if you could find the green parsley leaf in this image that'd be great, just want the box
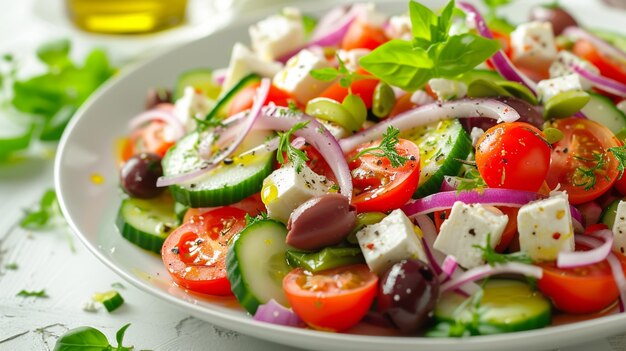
[474,233,533,266]
[483,0,511,11]
[4,262,18,270]
[20,189,61,230]
[608,145,626,180]
[36,39,71,70]
[351,126,410,168]
[17,289,48,298]
[276,121,310,172]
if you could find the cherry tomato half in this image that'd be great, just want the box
[228,82,295,116]
[348,138,421,212]
[475,122,551,192]
[283,264,378,331]
[574,39,626,85]
[341,19,388,51]
[546,118,621,204]
[162,206,247,295]
[182,193,265,223]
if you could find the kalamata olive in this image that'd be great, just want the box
[120,152,164,198]
[145,88,172,110]
[377,259,439,334]
[529,5,578,35]
[286,194,356,250]
[462,96,544,132]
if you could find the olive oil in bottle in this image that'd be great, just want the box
[66,0,188,34]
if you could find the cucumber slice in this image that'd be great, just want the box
[435,280,551,334]
[175,68,221,100]
[205,73,261,121]
[581,92,626,133]
[601,199,622,228]
[174,202,189,222]
[163,130,275,207]
[401,119,472,198]
[115,194,180,253]
[93,290,124,312]
[226,219,292,314]
[457,69,505,85]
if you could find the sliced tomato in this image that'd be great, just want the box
[125,120,176,159]
[538,245,619,314]
[348,138,421,212]
[319,68,379,109]
[182,193,265,223]
[162,206,247,295]
[228,82,295,116]
[341,19,388,51]
[302,145,336,182]
[546,118,621,204]
[573,39,626,84]
[475,122,551,192]
[283,264,378,331]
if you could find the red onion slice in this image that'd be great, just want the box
[253,299,303,327]
[340,98,520,153]
[440,255,459,283]
[157,79,271,187]
[572,64,626,97]
[128,108,185,140]
[458,2,537,93]
[559,230,613,268]
[415,215,445,275]
[563,27,626,64]
[440,262,543,294]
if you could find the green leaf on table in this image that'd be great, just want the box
[54,324,134,351]
[483,0,511,11]
[4,262,18,270]
[115,324,132,351]
[20,189,61,230]
[17,289,48,298]
[37,39,72,70]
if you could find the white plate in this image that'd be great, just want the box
[55,1,626,350]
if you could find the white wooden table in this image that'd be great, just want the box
[0,0,624,350]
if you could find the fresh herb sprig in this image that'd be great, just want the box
[245,212,269,226]
[474,233,533,266]
[608,145,626,179]
[359,0,500,91]
[573,152,609,190]
[17,289,48,298]
[276,121,310,172]
[351,126,409,168]
[310,54,369,90]
[20,189,62,230]
[54,324,134,351]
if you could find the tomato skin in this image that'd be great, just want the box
[228,82,294,116]
[341,20,388,51]
[283,264,378,331]
[615,174,626,196]
[546,118,620,204]
[538,257,619,314]
[475,122,551,192]
[573,39,626,84]
[349,139,421,213]
[320,68,379,109]
[162,207,247,295]
[182,193,265,223]
[125,120,176,159]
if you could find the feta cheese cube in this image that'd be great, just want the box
[262,164,332,223]
[428,78,468,101]
[337,48,371,72]
[222,43,283,91]
[510,21,557,71]
[356,209,427,274]
[549,50,600,78]
[249,9,306,62]
[536,74,588,103]
[517,193,574,261]
[356,3,387,28]
[385,14,412,40]
[618,100,626,116]
[318,119,350,140]
[433,202,508,269]
[273,49,334,103]
[174,87,214,131]
[612,200,626,255]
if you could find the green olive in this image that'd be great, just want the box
[496,81,538,105]
[542,127,564,144]
[467,79,511,99]
[346,212,387,244]
[305,97,360,132]
[342,93,367,128]
[372,81,396,118]
[543,90,591,120]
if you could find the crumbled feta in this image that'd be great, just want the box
[317,119,350,140]
[410,90,435,105]
[612,200,626,255]
[273,49,334,103]
[517,192,574,261]
[262,164,333,223]
[222,43,283,91]
[433,202,508,269]
[174,87,214,131]
[536,74,589,103]
[428,78,468,101]
[337,48,371,72]
[356,209,427,275]
[385,14,412,40]
[249,9,306,62]
[82,300,100,313]
[549,50,600,78]
[510,21,558,71]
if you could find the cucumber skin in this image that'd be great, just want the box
[413,126,472,198]
[205,73,261,121]
[226,219,287,315]
[115,206,166,254]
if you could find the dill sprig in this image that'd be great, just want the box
[351,126,409,168]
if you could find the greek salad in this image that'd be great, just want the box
[115,0,626,337]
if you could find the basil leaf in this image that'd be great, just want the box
[359,40,434,91]
[115,324,131,351]
[431,33,500,77]
[20,189,61,230]
[436,0,456,43]
[53,327,111,351]
[36,39,72,70]
[309,67,341,82]
[409,1,438,44]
